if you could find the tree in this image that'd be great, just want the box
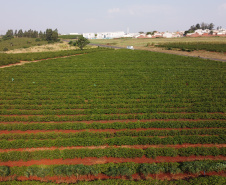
[17,29,23,37]
[45,28,58,42]
[3,29,14,40]
[76,37,90,50]
[209,23,214,30]
[195,24,201,29]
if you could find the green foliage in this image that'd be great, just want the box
[76,36,90,50]
[59,35,82,39]
[0,166,10,177]
[0,176,226,184]
[156,42,226,52]
[0,47,111,66]
[0,37,47,51]
[0,121,224,131]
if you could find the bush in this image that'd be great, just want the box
[0,166,10,177]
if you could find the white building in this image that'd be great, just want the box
[69,33,79,35]
[163,32,173,38]
[96,31,125,39]
[83,33,95,39]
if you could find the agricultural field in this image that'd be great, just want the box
[0,48,225,184]
[90,37,226,61]
[155,42,226,53]
[90,37,226,48]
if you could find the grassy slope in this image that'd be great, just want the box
[0,38,48,51]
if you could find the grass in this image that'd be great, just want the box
[0,37,47,51]
[90,37,226,49]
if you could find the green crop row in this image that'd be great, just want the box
[1,50,225,115]
[0,113,225,122]
[0,101,224,114]
[0,135,225,149]
[156,42,226,52]
[0,147,225,162]
[1,105,225,115]
[0,121,224,131]
[0,47,111,66]
[0,128,225,141]
[1,160,225,178]
[0,54,20,66]
[1,176,226,185]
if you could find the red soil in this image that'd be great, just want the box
[0,54,85,69]
[0,156,225,167]
[0,118,222,124]
[0,127,223,135]
[2,171,225,183]
[14,171,226,183]
[0,144,225,153]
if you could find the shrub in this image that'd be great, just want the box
[0,166,10,177]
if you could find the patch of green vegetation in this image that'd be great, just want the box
[0,37,48,51]
[155,42,226,52]
[59,35,82,39]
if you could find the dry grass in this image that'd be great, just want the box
[6,41,78,54]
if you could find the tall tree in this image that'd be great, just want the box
[209,23,214,30]
[76,37,90,50]
[17,29,23,37]
[3,29,14,40]
[45,29,58,42]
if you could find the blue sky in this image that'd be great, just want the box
[0,0,226,34]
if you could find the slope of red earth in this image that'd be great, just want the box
[0,156,225,167]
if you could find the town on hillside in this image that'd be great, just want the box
[68,28,226,39]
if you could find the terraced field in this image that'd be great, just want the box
[0,49,225,183]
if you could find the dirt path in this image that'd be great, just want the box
[0,155,225,167]
[0,118,223,125]
[3,171,226,183]
[0,54,83,69]
[89,44,226,62]
[135,46,226,62]
[0,144,225,153]
[0,127,222,134]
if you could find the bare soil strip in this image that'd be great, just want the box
[0,144,225,153]
[0,54,84,69]
[2,171,226,183]
[0,127,222,134]
[0,156,225,167]
[3,171,225,183]
[90,44,226,62]
[1,118,223,124]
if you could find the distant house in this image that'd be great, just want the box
[83,33,95,39]
[96,31,125,39]
[69,33,79,35]
[163,32,173,38]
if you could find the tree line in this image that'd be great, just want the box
[2,29,59,42]
[184,22,216,35]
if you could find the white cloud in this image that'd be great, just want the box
[108,4,173,17]
[220,3,226,9]
[108,8,120,14]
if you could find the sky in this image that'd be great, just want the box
[0,0,226,35]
